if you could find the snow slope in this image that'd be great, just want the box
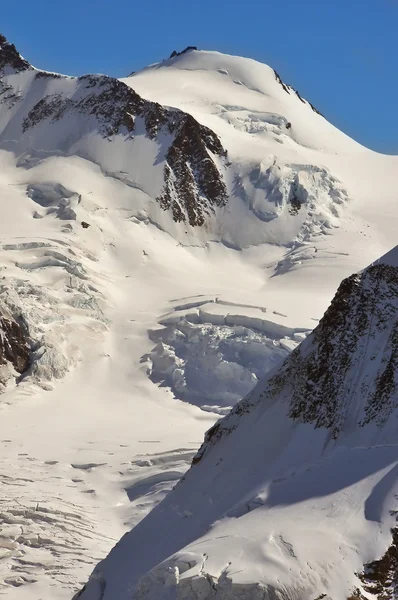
[0,36,397,598]
[123,48,398,309]
[76,248,398,600]
[124,49,363,154]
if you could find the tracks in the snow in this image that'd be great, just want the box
[0,446,196,596]
[0,455,115,595]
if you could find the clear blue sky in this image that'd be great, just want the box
[2,0,397,153]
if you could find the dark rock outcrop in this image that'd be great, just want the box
[349,528,398,600]
[157,114,228,226]
[279,264,398,436]
[21,75,145,137]
[273,69,291,95]
[288,179,302,215]
[0,33,30,72]
[169,46,197,59]
[0,314,30,384]
[35,70,63,80]
[0,34,30,107]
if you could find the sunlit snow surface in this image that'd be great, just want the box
[0,47,397,600]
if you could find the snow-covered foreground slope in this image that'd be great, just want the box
[0,36,397,598]
[76,248,398,600]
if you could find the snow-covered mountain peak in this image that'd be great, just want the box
[125,48,365,155]
[138,47,299,100]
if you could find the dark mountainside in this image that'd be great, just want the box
[196,262,398,460]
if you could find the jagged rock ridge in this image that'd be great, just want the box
[0,33,30,72]
[169,46,197,59]
[196,261,398,459]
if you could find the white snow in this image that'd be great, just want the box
[0,45,397,599]
[145,298,308,413]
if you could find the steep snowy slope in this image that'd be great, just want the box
[124,48,398,302]
[76,246,398,600]
[0,35,397,599]
[125,48,363,154]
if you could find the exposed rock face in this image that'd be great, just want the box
[169,46,197,59]
[351,528,398,600]
[0,313,30,387]
[1,34,228,228]
[21,72,177,140]
[195,262,398,460]
[0,33,30,72]
[22,75,145,136]
[280,264,398,435]
[157,114,228,226]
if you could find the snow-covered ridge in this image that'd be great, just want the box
[2,33,353,249]
[0,35,230,231]
[121,47,378,248]
[272,68,323,116]
[126,48,366,154]
[75,248,398,600]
